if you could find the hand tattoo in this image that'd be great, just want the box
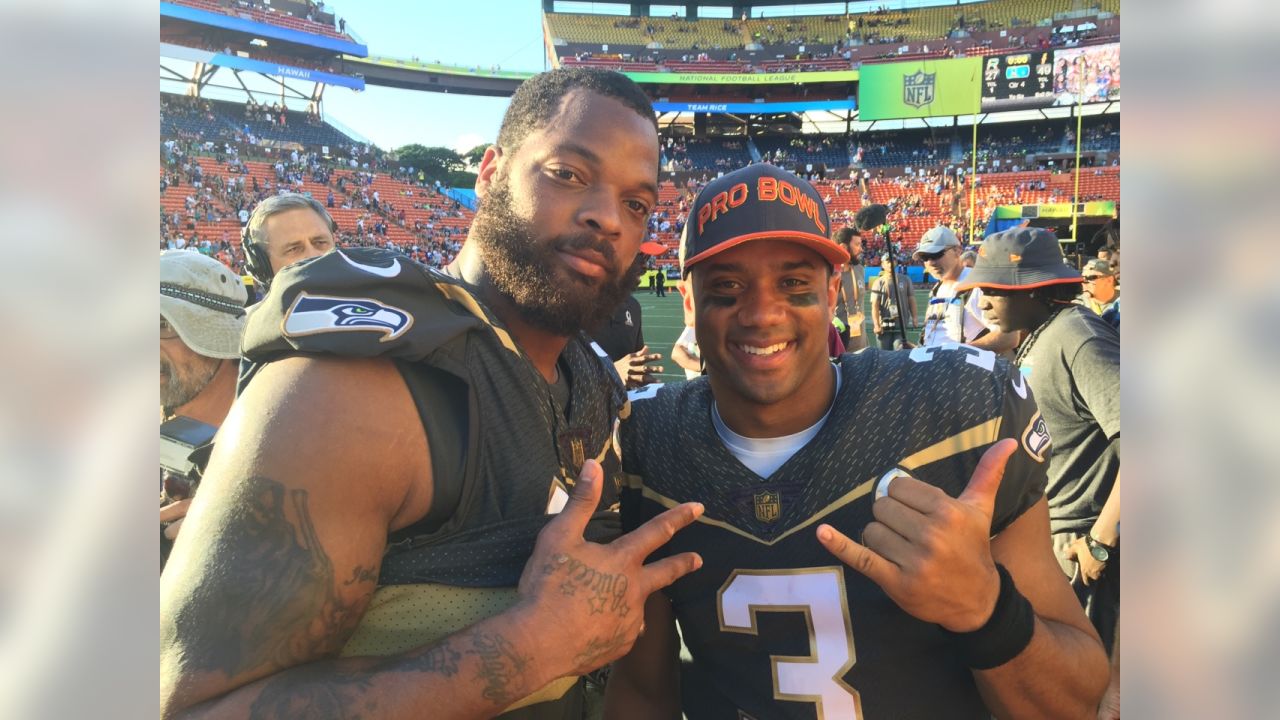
[544,554,630,617]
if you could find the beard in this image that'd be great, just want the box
[160,354,221,414]
[470,177,645,337]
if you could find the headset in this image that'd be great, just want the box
[241,222,273,287]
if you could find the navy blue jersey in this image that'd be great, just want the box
[621,347,1050,719]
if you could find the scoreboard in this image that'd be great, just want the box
[981,51,1054,110]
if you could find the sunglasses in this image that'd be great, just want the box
[917,250,947,261]
[161,316,179,340]
[1082,275,1107,282]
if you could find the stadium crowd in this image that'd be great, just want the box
[161,94,1118,283]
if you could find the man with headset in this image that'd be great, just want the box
[241,193,339,289]
[163,193,338,537]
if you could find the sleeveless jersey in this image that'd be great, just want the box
[242,247,627,717]
[620,347,1050,720]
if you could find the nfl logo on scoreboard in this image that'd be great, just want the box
[903,70,936,108]
[754,490,781,523]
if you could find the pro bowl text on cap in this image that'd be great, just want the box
[1083,258,1115,276]
[956,227,1083,291]
[160,250,248,359]
[913,225,961,258]
[679,164,849,276]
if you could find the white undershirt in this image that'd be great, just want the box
[711,364,842,479]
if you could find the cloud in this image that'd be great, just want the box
[451,132,486,155]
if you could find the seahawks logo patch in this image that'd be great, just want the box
[283,292,413,342]
[1021,412,1052,463]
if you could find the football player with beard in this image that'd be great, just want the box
[161,68,704,720]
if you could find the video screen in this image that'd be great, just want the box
[980,43,1119,110]
[1051,43,1120,106]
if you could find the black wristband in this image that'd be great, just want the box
[943,563,1035,670]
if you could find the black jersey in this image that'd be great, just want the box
[242,247,626,717]
[621,347,1050,720]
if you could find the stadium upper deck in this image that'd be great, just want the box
[548,0,1118,73]
[169,0,352,42]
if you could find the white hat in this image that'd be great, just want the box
[914,225,961,257]
[160,250,248,359]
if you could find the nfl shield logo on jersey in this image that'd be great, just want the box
[754,490,781,523]
[903,70,936,108]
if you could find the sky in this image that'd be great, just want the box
[320,2,550,153]
[316,1,994,152]
[164,0,999,153]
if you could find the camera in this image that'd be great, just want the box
[160,416,217,501]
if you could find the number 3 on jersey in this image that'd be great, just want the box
[717,567,862,719]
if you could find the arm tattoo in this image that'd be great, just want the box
[573,625,632,672]
[175,476,537,717]
[174,475,370,678]
[247,641,465,719]
[470,632,531,708]
[344,565,379,586]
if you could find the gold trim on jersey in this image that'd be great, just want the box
[433,282,520,355]
[898,417,1002,472]
[638,416,1004,545]
[640,479,875,547]
[623,472,645,490]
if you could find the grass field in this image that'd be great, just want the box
[633,287,934,382]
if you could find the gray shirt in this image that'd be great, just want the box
[1020,306,1120,535]
[835,263,866,325]
[870,272,914,325]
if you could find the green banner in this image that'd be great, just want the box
[857,57,981,120]
[624,70,859,85]
[352,55,536,80]
[992,201,1117,219]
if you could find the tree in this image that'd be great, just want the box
[446,170,478,189]
[393,144,463,182]
[462,144,489,168]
